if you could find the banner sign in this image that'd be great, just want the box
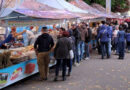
[0,59,56,89]
[106,0,111,14]
[0,19,64,27]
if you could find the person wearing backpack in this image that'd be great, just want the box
[84,24,92,60]
[117,25,126,59]
[97,21,110,59]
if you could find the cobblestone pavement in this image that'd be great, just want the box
[3,51,130,90]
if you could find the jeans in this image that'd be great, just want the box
[67,59,72,73]
[101,42,109,59]
[118,42,125,58]
[108,38,111,56]
[80,41,85,60]
[97,40,101,54]
[55,59,67,77]
[113,37,119,54]
[116,42,119,54]
[75,43,80,63]
[91,40,96,48]
[85,43,90,58]
[127,41,130,51]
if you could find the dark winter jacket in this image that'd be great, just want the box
[85,28,92,43]
[54,37,72,59]
[34,33,54,52]
[73,28,81,45]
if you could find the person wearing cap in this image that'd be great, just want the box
[34,27,54,81]
[71,24,81,66]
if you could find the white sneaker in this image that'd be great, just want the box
[73,63,77,66]
[85,57,89,60]
[76,63,80,66]
[73,63,80,67]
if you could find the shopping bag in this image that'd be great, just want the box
[69,50,74,59]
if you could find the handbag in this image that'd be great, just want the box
[69,50,74,59]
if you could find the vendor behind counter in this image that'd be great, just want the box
[0,27,26,49]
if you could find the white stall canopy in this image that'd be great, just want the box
[36,0,88,13]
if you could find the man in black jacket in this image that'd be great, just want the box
[34,27,54,80]
[72,24,81,66]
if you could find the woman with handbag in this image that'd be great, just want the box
[54,30,72,81]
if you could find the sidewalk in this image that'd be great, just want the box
[4,52,130,90]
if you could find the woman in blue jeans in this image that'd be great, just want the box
[54,30,72,81]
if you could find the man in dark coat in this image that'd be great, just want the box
[34,27,54,80]
[72,24,81,66]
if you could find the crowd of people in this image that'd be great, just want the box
[34,20,130,82]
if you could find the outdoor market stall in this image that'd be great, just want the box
[69,0,107,24]
[0,1,81,89]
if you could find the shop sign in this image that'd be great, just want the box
[7,20,62,27]
[0,59,38,89]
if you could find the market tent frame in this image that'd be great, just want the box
[22,0,101,20]
[70,0,111,18]
[0,0,24,18]
[36,0,88,14]
[0,0,81,27]
[91,3,122,19]
[15,0,80,19]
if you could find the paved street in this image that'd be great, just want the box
[3,51,130,90]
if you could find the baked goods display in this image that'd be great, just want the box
[0,51,12,69]
[0,29,59,69]
[10,45,36,64]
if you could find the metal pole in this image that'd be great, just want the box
[0,0,4,12]
[106,0,111,14]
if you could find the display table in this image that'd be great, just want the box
[0,59,56,89]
